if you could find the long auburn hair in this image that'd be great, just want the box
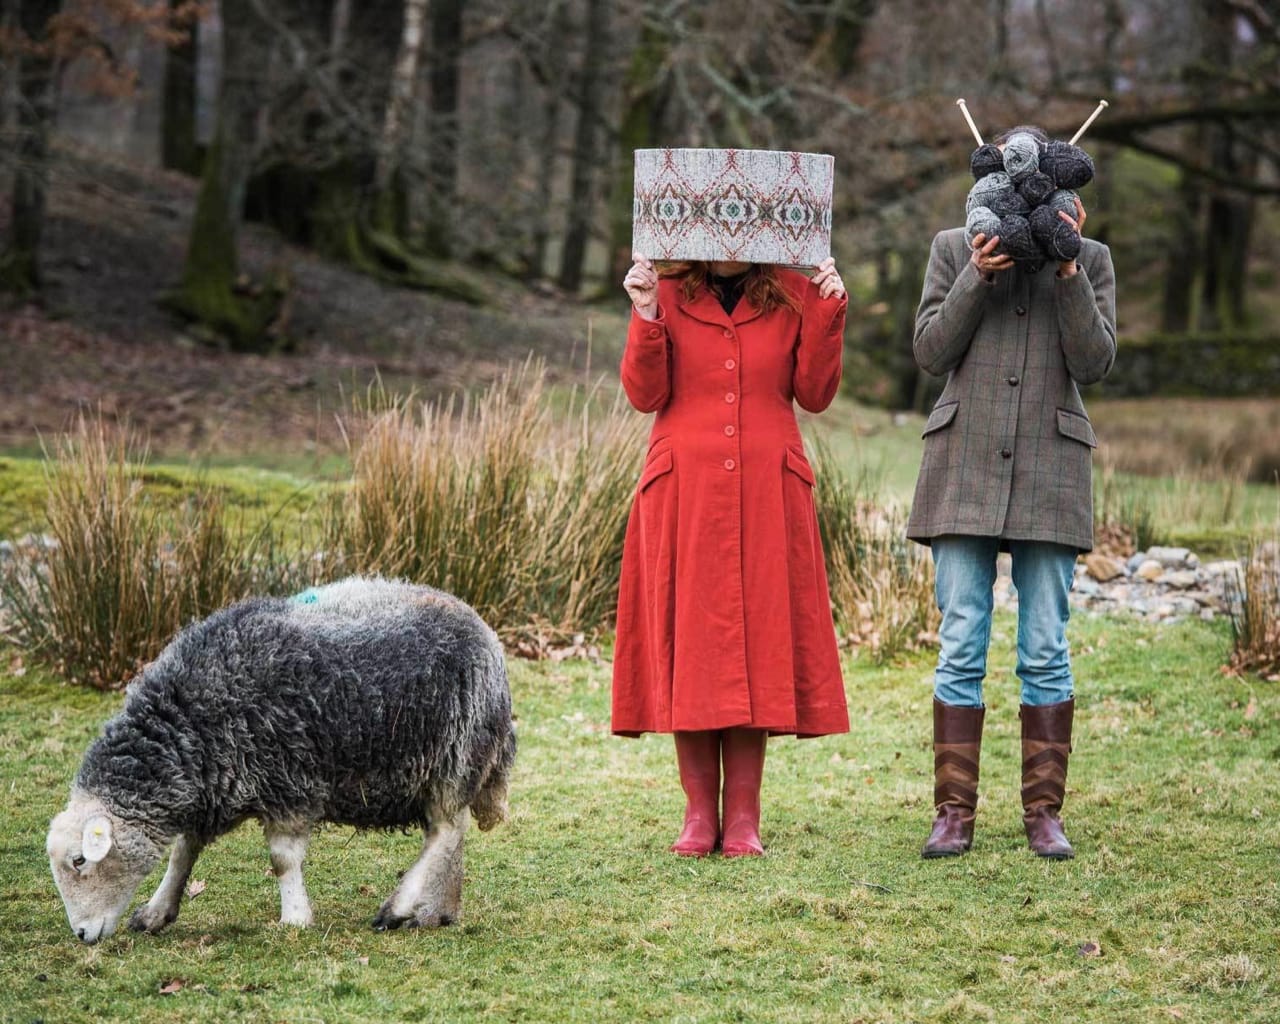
[659,262,802,315]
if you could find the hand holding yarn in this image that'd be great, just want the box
[970,233,1014,281]
[625,256,660,320]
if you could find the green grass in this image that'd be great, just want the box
[3,614,1277,1023]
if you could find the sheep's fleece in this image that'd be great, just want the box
[47,577,516,943]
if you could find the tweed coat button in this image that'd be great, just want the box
[724,425,735,436]
[724,459,736,471]
[1015,306,1027,316]
[725,358,736,370]
[1000,448,1013,459]
[725,393,736,403]
[1007,375,1020,386]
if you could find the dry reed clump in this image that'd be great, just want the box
[328,363,645,644]
[811,437,939,662]
[0,419,316,689]
[1228,536,1280,680]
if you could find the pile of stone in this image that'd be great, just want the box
[993,545,1244,624]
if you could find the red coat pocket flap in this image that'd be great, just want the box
[922,401,959,437]
[1056,408,1098,448]
[785,447,816,486]
[638,448,674,491]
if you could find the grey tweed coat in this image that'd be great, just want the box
[906,228,1117,552]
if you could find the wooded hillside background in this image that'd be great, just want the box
[2,0,1277,407]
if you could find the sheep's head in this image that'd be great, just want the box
[47,794,161,944]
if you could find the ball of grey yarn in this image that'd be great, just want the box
[1041,141,1094,189]
[970,144,1004,180]
[1029,204,1082,261]
[995,214,1038,262]
[966,171,1013,215]
[965,206,1001,247]
[1018,171,1055,207]
[988,187,1030,219]
[1001,132,1041,182]
[1045,189,1080,218]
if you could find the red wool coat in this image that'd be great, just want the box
[611,271,849,738]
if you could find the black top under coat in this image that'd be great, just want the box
[708,271,748,316]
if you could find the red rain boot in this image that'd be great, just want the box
[671,731,721,856]
[721,728,767,857]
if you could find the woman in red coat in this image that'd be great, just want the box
[613,254,850,857]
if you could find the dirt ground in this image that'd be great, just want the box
[1,146,624,464]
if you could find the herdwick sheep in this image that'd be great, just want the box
[47,576,515,944]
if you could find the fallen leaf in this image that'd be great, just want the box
[999,954,1017,963]
[1244,696,1258,720]
[355,956,369,966]
[1078,941,1102,958]
[186,879,207,899]
[159,979,185,995]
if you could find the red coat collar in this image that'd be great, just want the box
[676,285,767,329]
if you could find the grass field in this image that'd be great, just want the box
[3,613,1277,1024]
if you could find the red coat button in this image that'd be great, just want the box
[724,425,735,437]
[647,327,662,338]
[724,459,735,471]
[723,329,733,339]
[725,359,736,370]
[725,393,736,404]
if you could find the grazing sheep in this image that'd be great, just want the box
[47,576,515,944]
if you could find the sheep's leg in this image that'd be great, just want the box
[128,834,205,934]
[264,822,313,927]
[372,808,468,931]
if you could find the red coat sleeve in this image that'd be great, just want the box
[792,283,847,413]
[620,306,672,413]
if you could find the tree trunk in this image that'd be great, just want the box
[161,0,203,175]
[557,0,610,294]
[1160,164,1202,333]
[1,0,61,298]
[605,19,670,287]
[422,0,464,258]
[376,0,428,194]
[527,0,569,280]
[169,0,285,350]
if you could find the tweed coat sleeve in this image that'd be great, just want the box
[913,230,995,377]
[620,305,672,413]
[792,286,848,413]
[1055,244,1117,385]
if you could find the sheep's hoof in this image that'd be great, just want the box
[371,905,457,931]
[128,906,176,934]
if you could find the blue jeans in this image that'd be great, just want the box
[931,536,1077,708]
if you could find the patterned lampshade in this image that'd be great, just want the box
[632,148,834,267]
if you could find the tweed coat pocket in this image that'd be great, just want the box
[922,401,959,437]
[1055,409,1097,448]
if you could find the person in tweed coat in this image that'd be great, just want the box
[907,125,1117,861]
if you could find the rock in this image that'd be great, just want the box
[1171,597,1201,617]
[1136,560,1164,582]
[0,540,12,562]
[1203,560,1243,578]
[1163,570,1200,590]
[1200,608,1216,622]
[1185,590,1222,609]
[1084,553,1125,582]
[1147,546,1193,569]
[1074,577,1101,597]
[1126,552,1147,574]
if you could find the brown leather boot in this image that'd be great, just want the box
[671,731,721,856]
[1020,698,1075,859]
[921,699,985,858]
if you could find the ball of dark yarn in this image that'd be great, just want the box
[966,171,1013,215]
[988,187,1031,219]
[1018,171,1055,207]
[1041,141,1094,189]
[1001,132,1041,182]
[995,214,1038,262]
[970,144,1004,180]
[965,205,1001,247]
[1045,188,1080,218]
[1029,204,1082,262]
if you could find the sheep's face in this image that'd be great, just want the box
[47,796,160,944]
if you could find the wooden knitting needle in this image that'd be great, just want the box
[956,98,984,146]
[1070,99,1109,145]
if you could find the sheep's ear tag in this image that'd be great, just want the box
[82,816,113,863]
